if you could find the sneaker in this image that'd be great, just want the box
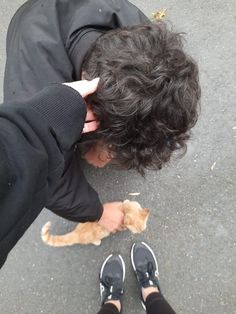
[131,242,161,309]
[99,254,125,306]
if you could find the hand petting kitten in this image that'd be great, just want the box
[41,201,149,247]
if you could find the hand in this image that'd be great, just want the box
[98,202,124,233]
[82,104,99,134]
[63,78,100,133]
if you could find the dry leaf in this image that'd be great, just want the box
[152,9,167,21]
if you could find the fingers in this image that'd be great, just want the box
[85,107,97,122]
[82,103,100,133]
[82,78,100,97]
[112,225,126,233]
[111,217,125,233]
[82,120,100,133]
[98,202,124,233]
[63,78,100,97]
[117,227,126,232]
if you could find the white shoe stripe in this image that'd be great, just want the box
[141,242,159,277]
[131,242,159,278]
[118,254,126,282]
[100,254,113,279]
[131,243,136,272]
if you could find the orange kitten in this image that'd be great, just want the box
[41,200,149,247]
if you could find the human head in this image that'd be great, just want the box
[81,22,201,175]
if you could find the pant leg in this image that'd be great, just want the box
[145,292,176,314]
[97,303,120,314]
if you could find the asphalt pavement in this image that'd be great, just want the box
[0,0,235,313]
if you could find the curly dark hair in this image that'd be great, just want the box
[80,22,201,175]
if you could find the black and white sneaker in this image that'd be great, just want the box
[131,242,161,309]
[99,254,125,307]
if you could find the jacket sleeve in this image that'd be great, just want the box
[0,84,95,268]
[46,153,103,222]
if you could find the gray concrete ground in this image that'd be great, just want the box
[0,0,235,313]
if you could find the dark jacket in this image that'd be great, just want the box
[4,0,149,221]
[0,84,91,268]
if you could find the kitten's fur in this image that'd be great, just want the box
[41,200,149,247]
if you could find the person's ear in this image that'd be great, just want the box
[81,71,89,80]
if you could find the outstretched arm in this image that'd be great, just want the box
[0,79,99,268]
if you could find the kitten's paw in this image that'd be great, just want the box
[93,240,102,246]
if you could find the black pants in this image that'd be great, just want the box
[97,292,176,314]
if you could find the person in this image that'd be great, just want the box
[0,79,99,268]
[3,0,150,233]
[98,242,176,313]
[3,0,201,233]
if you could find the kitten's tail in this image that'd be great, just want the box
[41,221,55,246]
[41,222,75,247]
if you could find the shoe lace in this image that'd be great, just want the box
[136,262,158,287]
[101,276,123,301]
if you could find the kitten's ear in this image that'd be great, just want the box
[141,208,149,216]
